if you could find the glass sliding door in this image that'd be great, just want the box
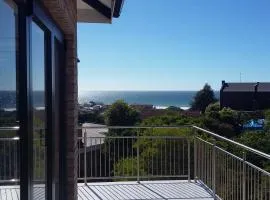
[31,21,46,199]
[0,1,65,199]
[0,0,19,189]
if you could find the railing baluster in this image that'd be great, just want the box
[104,138,106,177]
[90,137,93,177]
[212,140,216,199]
[113,138,115,176]
[170,138,172,176]
[100,138,101,177]
[182,140,185,175]
[137,133,140,183]
[242,152,246,200]
[173,138,176,177]
[95,138,97,178]
[131,138,133,176]
[122,136,124,176]
[84,129,87,185]
[152,137,154,176]
[109,138,111,177]
[188,139,191,183]
[194,137,197,183]
[165,138,167,175]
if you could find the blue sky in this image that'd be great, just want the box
[78,0,270,91]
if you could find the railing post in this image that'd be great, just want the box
[212,140,216,199]
[242,152,246,200]
[84,128,87,185]
[188,139,191,183]
[194,137,197,183]
[137,133,140,183]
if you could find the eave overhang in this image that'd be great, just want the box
[77,0,124,23]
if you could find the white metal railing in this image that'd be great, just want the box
[78,134,190,182]
[0,127,46,184]
[0,127,19,183]
[193,126,270,200]
[78,126,270,200]
[0,125,269,199]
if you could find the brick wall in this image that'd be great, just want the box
[42,1,78,200]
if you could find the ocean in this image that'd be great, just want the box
[0,91,220,110]
[79,91,220,109]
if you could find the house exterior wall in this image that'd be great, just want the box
[220,91,270,111]
[42,1,78,199]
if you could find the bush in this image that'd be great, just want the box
[205,102,220,119]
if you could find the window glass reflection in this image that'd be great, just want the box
[0,0,18,127]
[0,0,19,190]
[32,21,46,199]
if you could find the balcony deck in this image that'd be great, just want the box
[0,180,214,200]
[78,180,214,200]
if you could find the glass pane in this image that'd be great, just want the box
[0,0,18,126]
[32,21,46,199]
[0,0,19,190]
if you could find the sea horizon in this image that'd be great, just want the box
[1,90,220,110]
[79,90,220,108]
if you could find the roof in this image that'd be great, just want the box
[77,0,125,23]
[221,82,270,92]
[82,123,108,147]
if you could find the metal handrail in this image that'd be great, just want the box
[79,126,270,200]
[79,125,191,129]
[0,126,20,131]
[0,137,20,141]
[192,125,270,160]
[79,125,270,160]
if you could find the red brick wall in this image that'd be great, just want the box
[42,1,78,199]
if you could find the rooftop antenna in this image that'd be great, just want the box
[240,72,242,82]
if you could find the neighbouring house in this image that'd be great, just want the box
[220,81,270,111]
[78,123,107,179]
[0,0,124,199]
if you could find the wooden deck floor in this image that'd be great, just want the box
[0,180,214,200]
[78,180,214,200]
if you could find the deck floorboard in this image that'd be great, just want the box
[0,180,214,200]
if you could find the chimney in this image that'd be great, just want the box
[254,82,259,92]
[222,80,226,85]
[221,80,227,90]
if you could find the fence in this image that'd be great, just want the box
[0,125,269,200]
[78,126,270,200]
[0,127,45,184]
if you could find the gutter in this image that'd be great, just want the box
[113,0,124,18]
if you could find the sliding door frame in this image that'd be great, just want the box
[16,0,64,199]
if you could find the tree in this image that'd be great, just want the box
[105,100,140,126]
[205,102,220,119]
[236,131,270,169]
[264,109,270,131]
[190,84,217,112]
[203,106,240,138]
[104,100,140,137]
